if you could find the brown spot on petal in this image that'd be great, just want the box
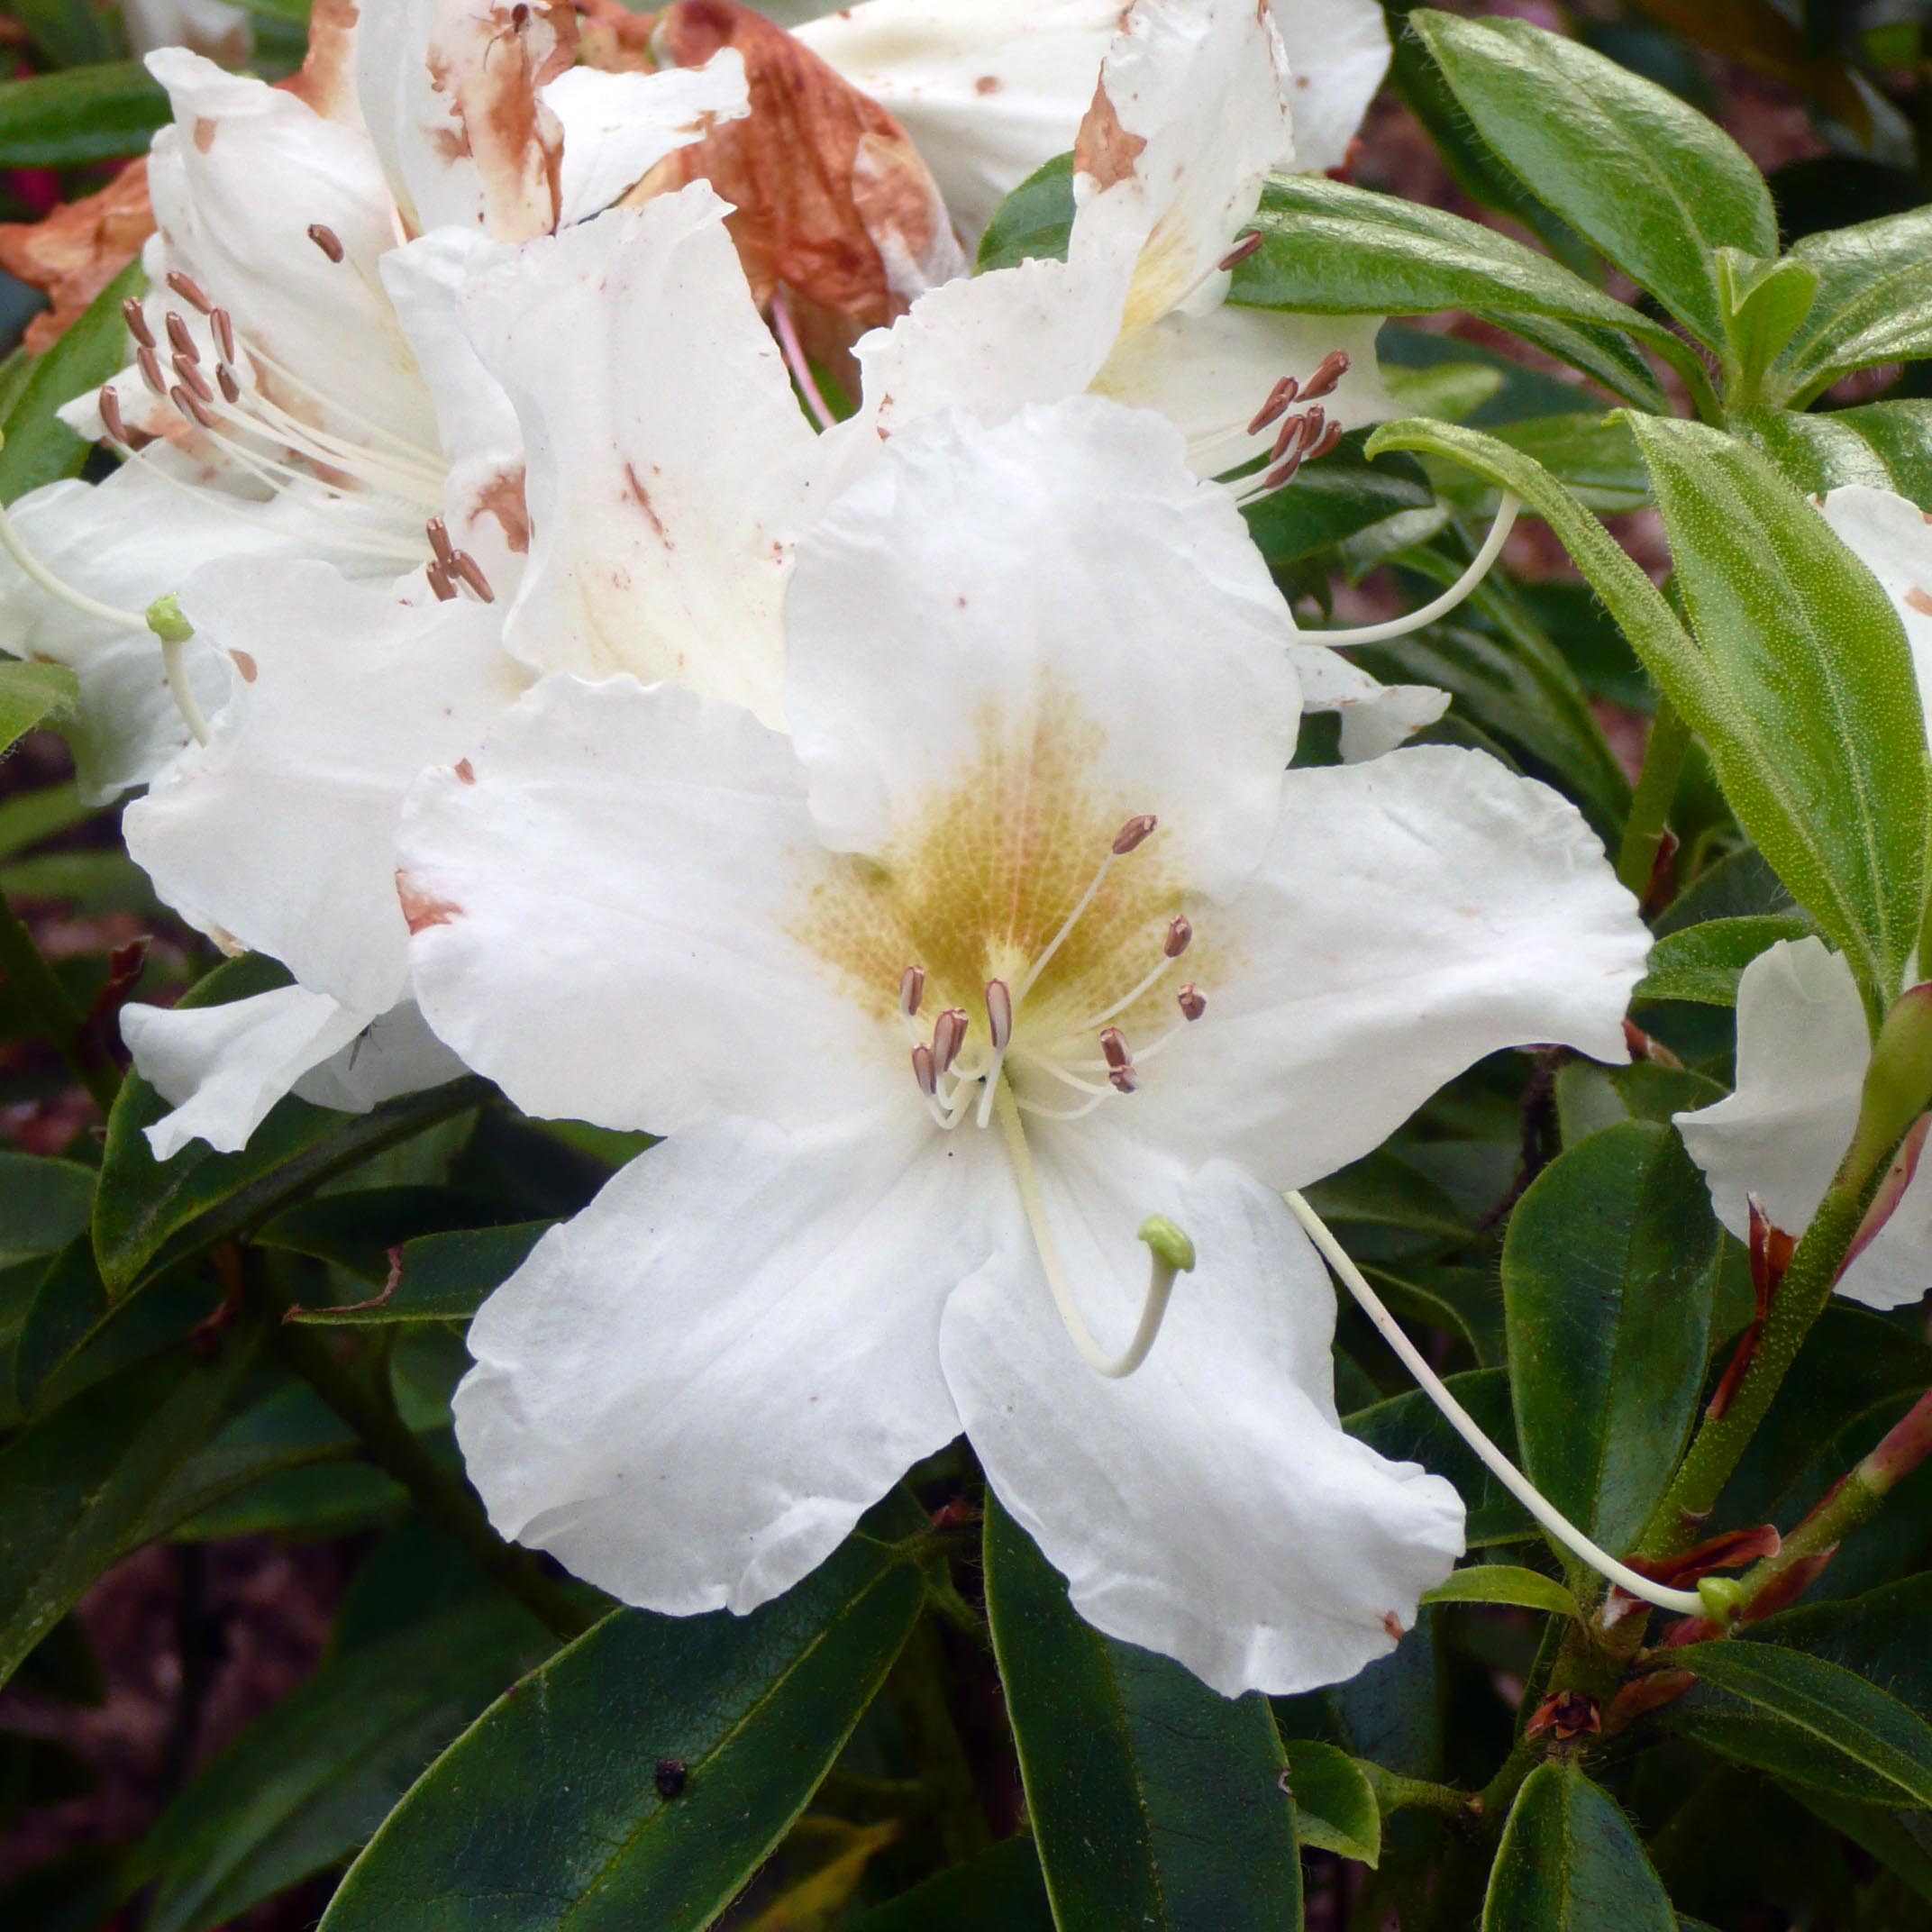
[454,758,476,785]
[228,649,258,683]
[397,871,463,934]
[1907,587,1932,617]
[1074,82,1146,191]
[1380,1611,1405,1643]
[623,461,670,544]
[974,74,1001,96]
[471,467,531,554]
[193,118,217,153]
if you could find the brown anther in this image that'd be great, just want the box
[1108,1066,1140,1094]
[1178,983,1206,1022]
[1262,452,1306,493]
[1305,420,1344,463]
[425,515,455,566]
[173,356,214,406]
[166,269,214,314]
[1299,350,1352,401]
[169,383,215,431]
[1111,813,1158,855]
[137,345,165,395]
[932,1007,968,1075]
[898,965,925,1017]
[97,385,127,445]
[1299,405,1327,451]
[986,979,1013,1052]
[1098,1026,1130,1071]
[164,311,199,360]
[911,1043,937,1097]
[308,223,346,263]
[1269,410,1308,467]
[211,307,236,364]
[1163,916,1192,959]
[217,364,242,406]
[426,560,457,602]
[449,550,495,603]
[122,297,156,350]
[1247,375,1298,437]
[1217,231,1263,271]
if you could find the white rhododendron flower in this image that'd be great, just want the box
[395,396,1650,1695]
[797,0,1390,240]
[1677,483,1932,1310]
[0,0,748,803]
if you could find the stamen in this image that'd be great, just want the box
[137,346,165,395]
[211,307,237,364]
[449,549,494,603]
[899,965,925,1017]
[174,357,214,406]
[1300,350,1351,401]
[985,979,1013,1051]
[308,223,346,263]
[1247,376,1297,436]
[166,269,214,315]
[932,1007,968,1076]
[170,383,216,432]
[911,1043,937,1097]
[425,515,454,567]
[1178,983,1206,1022]
[98,386,128,445]
[1217,231,1263,270]
[217,365,242,406]
[1305,420,1343,463]
[165,312,199,361]
[1299,496,1522,645]
[1098,1027,1130,1071]
[1108,1067,1139,1094]
[1164,916,1191,958]
[1269,411,1308,467]
[426,560,457,601]
[123,298,156,350]
[1112,813,1157,855]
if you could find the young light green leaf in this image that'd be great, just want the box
[1483,1761,1675,1931]
[984,1498,1301,1932]
[1503,1120,1719,1553]
[1231,175,1676,412]
[1421,1565,1581,1619]
[1408,10,1775,348]
[1777,207,1932,406]
[317,1511,925,1932]
[1636,915,1818,1007]
[0,259,141,503]
[1735,401,1932,506]
[0,661,77,751]
[1283,1741,1381,1866]
[1717,251,1819,400]
[0,65,168,169]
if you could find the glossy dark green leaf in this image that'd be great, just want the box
[1735,401,1932,505]
[1408,11,1774,348]
[0,1155,90,1268]
[1233,175,1672,411]
[1782,1784,1932,1908]
[0,1328,255,1690]
[983,1498,1300,1932]
[848,1838,1053,1932]
[1282,1740,1381,1865]
[1635,916,1818,1007]
[1422,1565,1580,1619]
[1240,430,1432,567]
[281,1220,551,1326]
[1775,207,1932,405]
[1670,1641,1932,1807]
[318,1516,925,1932]
[1482,1761,1674,1930]
[0,662,77,752]
[94,955,489,1299]
[129,1576,552,1931]
[1553,1062,1728,1147]
[1654,846,1797,935]
[1503,1121,1719,1551]
[1346,1369,1532,1546]
[975,152,1073,273]
[0,259,141,502]
[0,65,168,169]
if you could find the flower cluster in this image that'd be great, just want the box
[0,0,1669,1697]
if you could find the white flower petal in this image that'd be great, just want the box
[1675,937,1872,1252]
[1289,641,1447,761]
[542,55,751,226]
[1837,1152,1932,1311]
[125,560,525,1017]
[1137,745,1647,1191]
[1817,484,1932,728]
[455,1110,999,1614]
[401,673,903,1136]
[458,187,819,724]
[291,998,466,1114]
[943,1122,1463,1695]
[787,398,1302,899]
[1271,0,1391,177]
[122,982,370,1158]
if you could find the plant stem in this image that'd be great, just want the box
[1615,697,1690,900]
[0,879,119,1111]
[262,1272,595,1643]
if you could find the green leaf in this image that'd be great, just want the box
[254,1187,506,1285]
[0,1329,255,1690]
[1503,1120,1719,1552]
[1482,1761,1675,1930]
[1781,1785,1932,1909]
[1240,430,1433,569]
[0,779,95,861]
[279,1220,551,1326]
[1735,401,1932,506]
[1233,175,1673,412]
[1670,1642,1932,1808]
[1776,207,1932,406]
[1346,1369,1533,1545]
[93,955,488,1299]
[317,1514,925,1932]
[0,259,141,503]
[0,662,77,752]
[983,1497,1300,1931]
[1408,10,1774,348]
[1422,1565,1581,1619]
[1635,915,1817,1007]
[1717,251,1818,398]
[1283,1740,1381,1866]
[975,152,1073,273]
[1553,1062,1727,1147]
[130,1578,553,1931]
[0,64,169,169]
[0,1154,90,1268]
[8,0,120,67]
[848,1839,1053,1932]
